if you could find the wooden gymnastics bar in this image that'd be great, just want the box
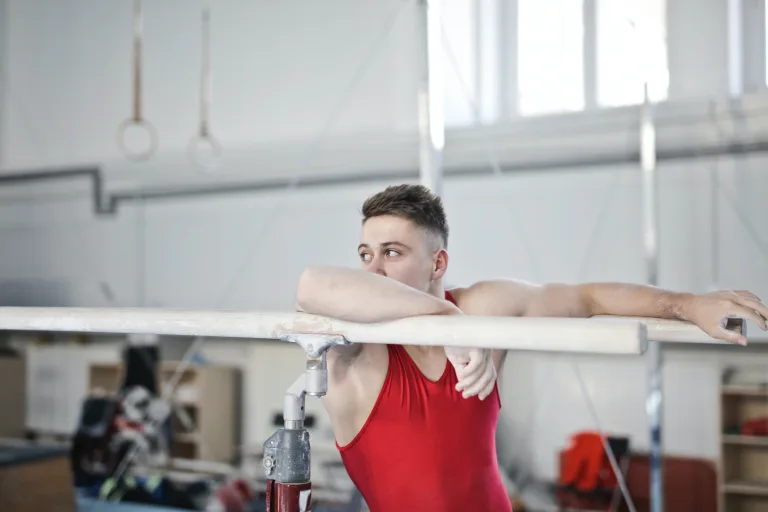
[0,307,746,355]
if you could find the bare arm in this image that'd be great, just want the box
[454,279,757,321]
[296,265,460,321]
[584,283,768,344]
[453,279,768,367]
[296,265,461,361]
[452,279,593,318]
[580,282,689,319]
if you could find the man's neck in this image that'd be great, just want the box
[427,279,445,299]
[405,279,447,358]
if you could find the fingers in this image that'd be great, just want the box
[455,358,485,391]
[478,372,496,401]
[454,350,485,391]
[732,296,768,329]
[459,363,496,399]
[729,302,768,330]
[735,290,761,302]
[454,361,478,384]
[454,351,498,399]
[718,324,748,346]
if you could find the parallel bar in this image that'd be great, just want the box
[0,307,746,352]
[0,307,652,355]
[592,315,745,344]
[0,307,745,348]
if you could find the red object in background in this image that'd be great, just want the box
[741,417,768,436]
[558,451,717,512]
[214,478,256,512]
[113,416,144,432]
[559,431,619,493]
[265,480,312,512]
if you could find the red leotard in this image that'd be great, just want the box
[336,290,512,512]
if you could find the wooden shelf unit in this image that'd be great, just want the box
[720,383,768,512]
[88,361,240,463]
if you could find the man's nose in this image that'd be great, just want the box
[366,259,386,277]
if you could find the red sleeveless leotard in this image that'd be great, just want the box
[336,290,512,512]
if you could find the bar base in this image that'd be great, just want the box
[266,480,312,512]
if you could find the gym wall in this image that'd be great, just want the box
[1,0,767,482]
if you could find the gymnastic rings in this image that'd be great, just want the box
[117,0,158,162]
[188,3,222,173]
[187,132,223,173]
[117,118,158,162]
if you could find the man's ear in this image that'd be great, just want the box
[432,249,449,280]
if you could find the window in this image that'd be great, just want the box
[596,0,668,106]
[765,0,768,87]
[441,0,477,127]
[440,0,500,127]
[518,0,585,116]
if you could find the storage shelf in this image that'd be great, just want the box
[87,361,239,462]
[723,481,768,496]
[721,371,768,511]
[721,385,768,397]
[173,432,199,443]
[723,435,768,447]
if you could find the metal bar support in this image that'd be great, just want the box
[262,334,350,512]
[641,86,663,512]
[418,0,445,196]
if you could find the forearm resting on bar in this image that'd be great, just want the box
[582,282,691,319]
[295,265,460,323]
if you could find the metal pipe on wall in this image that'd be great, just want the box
[2,137,768,218]
[418,0,445,195]
[640,86,664,512]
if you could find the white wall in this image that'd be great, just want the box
[1,0,420,170]
[2,0,768,484]
[5,156,768,481]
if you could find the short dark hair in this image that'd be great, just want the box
[361,184,449,247]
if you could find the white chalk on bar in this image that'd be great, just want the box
[593,315,745,344]
[0,307,647,355]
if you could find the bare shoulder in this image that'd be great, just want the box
[449,279,542,316]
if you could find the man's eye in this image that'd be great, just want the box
[385,250,400,257]
[359,253,371,261]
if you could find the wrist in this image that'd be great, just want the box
[671,292,696,321]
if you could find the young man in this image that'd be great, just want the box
[295,184,768,512]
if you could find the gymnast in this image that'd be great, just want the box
[295,183,768,512]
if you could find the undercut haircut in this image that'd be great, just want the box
[361,184,449,248]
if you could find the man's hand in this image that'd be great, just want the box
[682,290,768,345]
[445,346,497,400]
